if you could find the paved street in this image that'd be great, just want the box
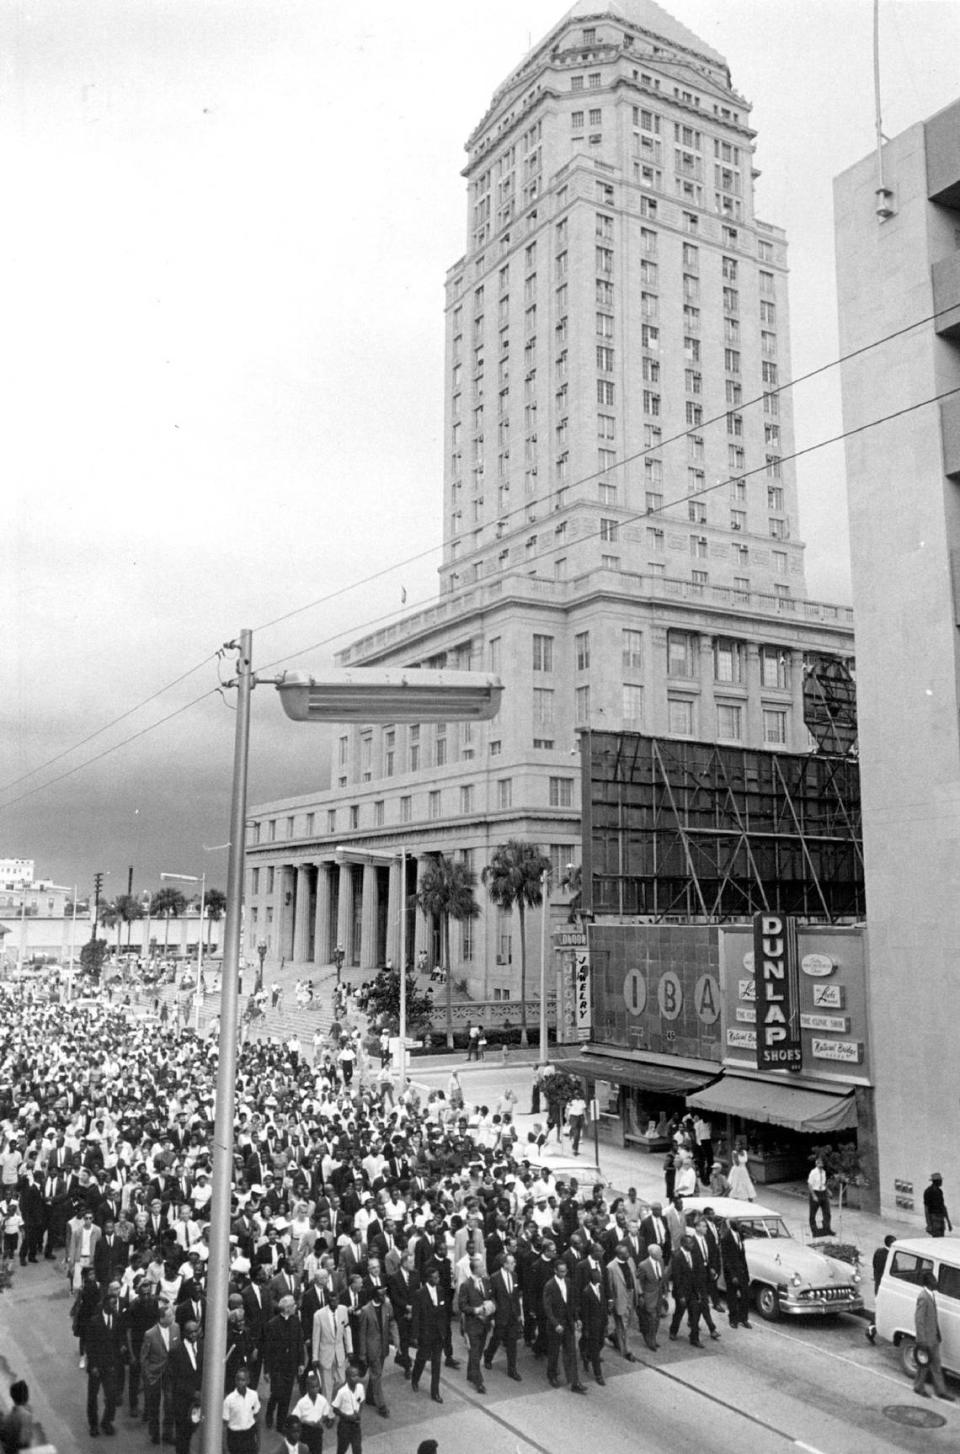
[1,1053,954,1454]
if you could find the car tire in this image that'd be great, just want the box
[755,1285,781,1321]
[900,1336,919,1378]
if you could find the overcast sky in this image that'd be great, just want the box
[1,0,957,898]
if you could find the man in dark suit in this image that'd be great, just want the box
[577,1262,608,1385]
[422,1238,459,1368]
[689,1217,722,1339]
[387,1252,419,1374]
[86,1289,125,1435]
[542,1259,587,1393]
[640,1203,672,1264]
[93,1219,127,1286]
[140,1301,182,1443]
[168,1318,203,1454]
[263,1295,305,1432]
[410,1267,447,1402]
[718,1218,752,1329]
[530,1241,557,1359]
[242,1268,273,1387]
[457,1255,491,1393]
[483,1252,522,1381]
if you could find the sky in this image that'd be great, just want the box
[1,0,958,898]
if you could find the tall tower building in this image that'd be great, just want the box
[246,2,853,999]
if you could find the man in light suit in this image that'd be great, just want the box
[67,1209,102,1287]
[356,1286,396,1417]
[605,1243,638,1362]
[914,1270,957,1400]
[636,1244,666,1351]
[140,1301,182,1444]
[310,1274,351,1402]
[483,1252,522,1381]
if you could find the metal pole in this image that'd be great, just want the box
[200,630,253,1454]
[68,886,77,977]
[195,873,205,1033]
[398,847,407,1088]
[538,868,549,1064]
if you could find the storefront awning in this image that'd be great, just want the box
[563,1055,717,1096]
[686,1074,857,1133]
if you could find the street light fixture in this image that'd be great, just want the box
[198,633,503,1454]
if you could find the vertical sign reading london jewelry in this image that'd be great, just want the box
[753,913,803,1071]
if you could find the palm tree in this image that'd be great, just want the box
[99,900,120,948]
[415,855,480,1048]
[201,888,227,949]
[150,886,187,953]
[481,839,551,1047]
[113,893,145,948]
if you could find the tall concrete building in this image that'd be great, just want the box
[835,98,960,1219]
[247,1,853,1000]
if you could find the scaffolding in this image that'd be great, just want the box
[581,731,864,924]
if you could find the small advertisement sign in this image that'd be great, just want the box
[753,913,803,1072]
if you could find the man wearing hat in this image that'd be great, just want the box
[924,1173,952,1238]
[357,1283,396,1417]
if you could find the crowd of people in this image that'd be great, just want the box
[0,976,814,1452]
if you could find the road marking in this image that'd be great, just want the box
[795,1443,830,1453]
[438,1375,555,1453]
[761,1320,914,1392]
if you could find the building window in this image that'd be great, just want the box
[286,816,295,838]
[714,637,745,684]
[760,646,790,689]
[326,809,336,833]
[772,550,788,575]
[374,800,384,827]
[622,629,643,671]
[575,684,591,723]
[575,631,590,670]
[428,790,441,820]
[266,867,275,894]
[305,813,314,836]
[549,777,574,807]
[717,703,743,741]
[349,805,360,830]
[251,868,260,895]
[668,697,694,736]
[600,517,619,542]
[532,633,554,671]
[533,687,555,725]
[384,728,395,777]
[338,735,348,767]
[689,535,708,559]
[622,684,644,723]
[459,784,475,814]
[601,554,620,570]
[763,708,787,745]
[667,629,697,678]
[462,917,474,962]
[497,778,512,809]
[598,481,617,505]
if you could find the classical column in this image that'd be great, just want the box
[386,857,401,968]
[280,866,297,961]
[336,863,354,965]
[293,864,311,963]
[314,862,333,965]
[360,861,378,970]
[414,856,431,966]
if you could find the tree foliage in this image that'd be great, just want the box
[201,888,227,946]
[416,855,480,1048]
[560,863,582,925]
[364,967,435,1034]
[80,937,109,980]
[481,839,551,1046]
[150,887,187,951]
[541,1069,583,1119]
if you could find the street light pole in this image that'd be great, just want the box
[199,630,252,1454]
[539,867,549,1065]
[397,846,407,1088]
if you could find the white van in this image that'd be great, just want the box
[874,1237,960,1377]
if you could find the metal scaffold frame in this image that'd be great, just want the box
[581,731,864,924]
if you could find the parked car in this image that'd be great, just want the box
[682,1195,864,1321]
[874,1236,960,1377]
[520,1151,611,1192]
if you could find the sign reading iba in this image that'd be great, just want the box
[753,913,802,1072]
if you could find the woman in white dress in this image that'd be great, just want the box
[728,1147,757,1201]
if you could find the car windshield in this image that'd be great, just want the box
[735,1217,791,1240]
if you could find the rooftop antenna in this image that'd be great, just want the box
[874,0,895,219]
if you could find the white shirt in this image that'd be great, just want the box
[332,1383,365,1418]
[291,1390,333,1426]
[222,1388,260,1431]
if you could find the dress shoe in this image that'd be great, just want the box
[915,1388,931,1398]
[483,1359,493,1370]
[937,1393,957,1402]
[445,1357,461,1369]
[101,1426,116,1437]
[741,1320,753,1329]
[475,1383,486,1394]
[410,1381,419,1393]
[710,1330,721,1341]
[624,1351,636,1361]
[690,1338,704,1348]
[596,1376,606,1386]
[570,1383,587,1394]
[89,1430,100,1439]
[668,1332,678,1342]
[431,1393,444,1404]
[549,1376,561,1388]
[377,1407,390,1417]
[508,1371,522,1382]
